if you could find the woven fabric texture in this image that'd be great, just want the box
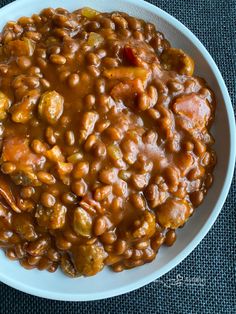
[0,0,235,313]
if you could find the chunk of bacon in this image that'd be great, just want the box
[111,78,144,101]
[124,44,159,68]
[173,94,211,130]
[2,136,44,169]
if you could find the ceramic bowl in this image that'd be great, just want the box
[0,0,235,301]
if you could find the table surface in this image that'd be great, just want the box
[0,0,235,313]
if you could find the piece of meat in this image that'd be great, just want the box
[111,78,144,101]
[124,43,159,68]
[173,93,211,131]
[2,136,44,168]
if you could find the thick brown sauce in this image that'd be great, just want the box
[0,7,215,276]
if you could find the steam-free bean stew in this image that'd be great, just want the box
[0,7,216,277]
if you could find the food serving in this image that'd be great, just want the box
[0,7,216,277]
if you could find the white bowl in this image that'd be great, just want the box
[0,0,235,301]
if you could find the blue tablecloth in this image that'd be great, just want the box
[0,0,235,313]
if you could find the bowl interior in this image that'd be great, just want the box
[0,0,234,301]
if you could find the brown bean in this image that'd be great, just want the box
[164,230,176,246]
[47,248,60,262]
[130,193,146,210]
[45,127,57,145]
[65,131,75,146]
[84,94,96,110]
[93,216,107,236]
[113,239,127,255]
[100,231,117,244]
[5,248,18,260]
[105,127,121,141]
[94,185,112,201]
[68,73,80,87]
[99,168,117,184]
[112,264,124,272]
[71,179,87,197]
[61,192,77,205]
[56,236,72,250]
[16,56,31,69]
[50,54,67,65]
[31,139,47,154]
[20,187,35,199]
[37,171,56,185]
[73,161,89,179]
[40,192,56,208]
[27,255,41,266]
[27,237,49,256]
[1,162,16,174]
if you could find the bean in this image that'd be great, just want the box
[112,15,128,28]
[41,192,56,208]
[1,162,16,174]
[87,65,100,77]
[84,94,96,110]
[40,78,51,89]
[127,17,142,30]
[27,255,41,266]
[20,259,36,270]
[14,243,26,259]
[84,134,97,151]
[20,187,35,199]
[68,73,80,87]
[16,56,31,69]
[99,168,117,184]
[93,142,107,157]
[112,264,124,272]
[100,231,117,244]
[130,193,146,210]
[45,127,57,145]
[105,127,121,141]
[50,54,66,65]
[37,57,47,69]
[27,237,49,256]
[61,192,77,205]
[86,53,100,66]
[146,108,161,120]
[190,191,204,206]
[47,263,58,273]
[102,57,119,68]
[38,257,53,271]
[93,216,107,236]
[73,161,89,179]
[135,240,150,250]
[56,236,72,250]
[65,130,75,146]
[71,179,87,197]
[37,171,56,185]
[31,139,47,154]
[5,248,18,260]
[133,31,144,40]
[95,78,105,94]
[131,174,149,190]
[113,239,127,255]
[164,230,176,246]
[94,185,112,201]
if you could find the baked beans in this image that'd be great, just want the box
[0,7,216,277]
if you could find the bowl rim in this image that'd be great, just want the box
[0,0,235,301]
